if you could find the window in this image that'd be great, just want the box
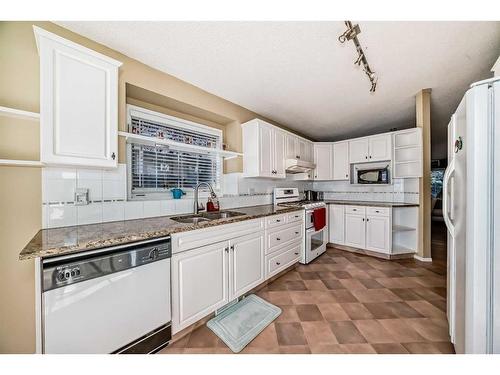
[127,105,222,199]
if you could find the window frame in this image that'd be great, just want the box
[126,104,223,201]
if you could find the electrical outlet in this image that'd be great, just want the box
[74,188,89,206]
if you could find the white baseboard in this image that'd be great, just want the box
[413,254,433,262]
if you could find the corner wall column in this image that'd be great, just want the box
[416,88,432,260]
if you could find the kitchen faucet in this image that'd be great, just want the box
[193,182,216,214]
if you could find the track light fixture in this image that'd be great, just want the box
[338,21,378,93]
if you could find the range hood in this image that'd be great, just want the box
[285,159,316,174]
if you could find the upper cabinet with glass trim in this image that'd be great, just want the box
[34,26,122,168]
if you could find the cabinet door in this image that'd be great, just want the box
[297,139,308,161]
[273,129,286,178]
[259,124,274,177]
[328,205,345,244]
[171,241,229,333]
[229,232,265,300]
[313,144,333,180]
[36,27,121,168]
[365,215,391,254]
[344,214,366,249]
[368,134,392,162]
[285,134,297,159]
[332,141,349,180]
[349,138,369,164]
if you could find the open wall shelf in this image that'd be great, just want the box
[0,105,40,120]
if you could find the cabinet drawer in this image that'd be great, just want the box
[267,224,302,254]
[266,214,287,228]
[286,211,303,224]
[172,218,264,253]
[366,207,390,217]
[394,129,421,148]
[266,242,301,278]
[345,205,366,215]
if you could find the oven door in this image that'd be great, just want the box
[304,226,327,264]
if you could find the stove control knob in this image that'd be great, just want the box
[57,272,65,281]
[75,268,80,276]
[64,270,70,279]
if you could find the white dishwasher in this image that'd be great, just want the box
[42,237,171,354]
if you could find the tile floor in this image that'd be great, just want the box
[159,247,453,354]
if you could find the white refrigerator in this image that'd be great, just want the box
[444,76,500,354]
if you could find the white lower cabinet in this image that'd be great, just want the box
[344,213,366,249]
[229,232,265,300]
[171,241,229,333]
[171,212,303,334]
[365,215,391,254]
[328,204,345,244]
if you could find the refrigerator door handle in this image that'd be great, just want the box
[443,157,456,238]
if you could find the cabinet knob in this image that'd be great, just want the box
[346,174,348,178]
[369,155,372,159]
[367,218,369,222]
[375,210,379,213]
[295,231,299,234]
[276,237,281,241]
[276,219,281,222]
[230,245,234,251]
[111,152,116,160]
[362,218,365,221]
[225,247,229,253]
[294,252,299,255]
[276,262,281,265]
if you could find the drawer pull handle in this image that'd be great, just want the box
[276,219,281,222]
[353,209,357,211]
[295,231,299,234]
[294,252,299,255]
[276,262,281,265]
[375,210,380,213]
[276,237,281,241]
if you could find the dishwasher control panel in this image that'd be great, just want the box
[42,237,171,291]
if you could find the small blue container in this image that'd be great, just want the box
[171,188,185,199]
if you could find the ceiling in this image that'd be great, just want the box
[57,21,500,159]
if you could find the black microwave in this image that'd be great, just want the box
[356,166,390,184]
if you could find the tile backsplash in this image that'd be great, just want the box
[41,165,417,229]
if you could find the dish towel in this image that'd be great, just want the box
[313,207,326,231]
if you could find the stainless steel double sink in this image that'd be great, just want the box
[170,210,246,224]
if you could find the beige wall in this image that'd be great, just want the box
[0,21,300,353]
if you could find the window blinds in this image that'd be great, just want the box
[128,114,221,196]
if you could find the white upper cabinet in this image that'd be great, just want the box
[349,133,392,164]
[34,27,122,168]
[285,133,313,162]
[332,141,349,180]
[349,138,369,163]
[313,143,333,180]
[242,119,296,178]
[368,134,392,162]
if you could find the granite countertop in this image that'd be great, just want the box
[19,205,302,261]
[323,200,419,208]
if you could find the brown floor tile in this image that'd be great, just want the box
[389,288,423,301]
[303,279,328,291]
[333,270,352,279]
[412,287,446,301]
[289,291,316,305]
[317,303,350,321]
[376,277,422,289]
[340,303,375,320]
[186,325,219,348]
[276,305,300,322]
[247,323,279,348]
[405,318,451,342]
[239,346,280,354]
[339,343,377,353]
[299,271,321,280]
[351,288,401,303]
[364,269,388,278]
[310,291,338,303]
[279,271,301,281]
[378,319,426,342]
[279,345,311,354]
[329,321,367,344]
[427,298,447,312]
[275,322,307,346]
[402,342,443,354]
[386,302,424,318]
[266,279,288,291]
[363,303,399,319]
[358,278,385,289]
[296,304,324,321]
[330,289,358,303]
[286,280,308,291]
[309,344,347,353]
[406,300,447,318]
[317,271,336,279]
[339,278,367,290]
[354,320,396,343]
[264,291,293,306]
[321,279,346,290]
[372,343,409,354]
[183,348,218,354]
[433,341,456,354]
[301,321,338,346]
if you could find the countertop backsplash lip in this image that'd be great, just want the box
[20,204,304,261]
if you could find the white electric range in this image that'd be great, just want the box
[273,188,328,264]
